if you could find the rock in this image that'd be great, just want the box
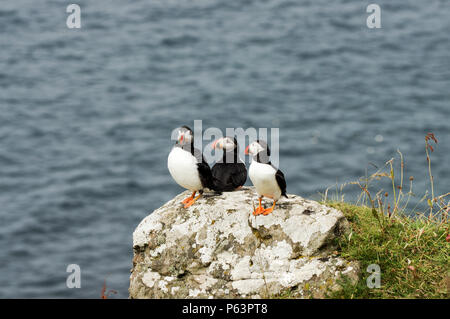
[129,187,359,298]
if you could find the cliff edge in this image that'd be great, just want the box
[129,187,358,298]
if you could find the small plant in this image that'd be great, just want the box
[320,133,449,299]
[323,133,448,223]
[101,279,117,299]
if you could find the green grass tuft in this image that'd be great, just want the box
[326,202,449,299]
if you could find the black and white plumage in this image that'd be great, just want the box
[167,126,214,208]
[245,140,288,216]
[211,137,247,192]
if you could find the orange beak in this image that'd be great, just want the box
[212,139,221,149]
[244,145,250,155]
[179,135,184,143]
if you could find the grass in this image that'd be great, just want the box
[325,201,448,298]
[270,133,448,299]
[320,133,449,299]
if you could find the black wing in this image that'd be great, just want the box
[193,147,214,190]
[211,163,225,191]
[275,169,288,198]
[197,161,214,190]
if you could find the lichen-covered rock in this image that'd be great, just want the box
[129,187,359,298]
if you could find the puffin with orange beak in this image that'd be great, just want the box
[211,136,247,192]
[167,126,214,208]
[245,140,288,216]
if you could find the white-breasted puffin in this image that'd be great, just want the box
[245,140,288,216]
[211,136,247,192]
[168,126,214,208]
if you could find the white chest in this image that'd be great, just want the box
[167,147,203,191]
[248,161,281,200]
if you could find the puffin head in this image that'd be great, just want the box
[212,136,238,152]
[245,140,270,157]
[177,125,193,146]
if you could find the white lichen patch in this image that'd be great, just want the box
[142,270,160,288]
[193,274,218,291]
[188,288,202,298]
[342,266,354,274]
[158,279,169,293]
[167,220,192,242]
[232,279,265,295]
[281,259,326,287]
[150,243,166,257]
[133,213,163,247]
[230,256,253,280]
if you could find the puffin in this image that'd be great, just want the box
[167,126,214,208]
[245,140,288,216]
[211,136,247,192]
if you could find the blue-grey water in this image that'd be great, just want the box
[0,0,449,298]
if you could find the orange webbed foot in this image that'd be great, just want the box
[183,200,194,208]
[252,197,265,216]
[181,192,196,204]
[184,194,201,208]
[252,206,264,216]
[262,201,276,216]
